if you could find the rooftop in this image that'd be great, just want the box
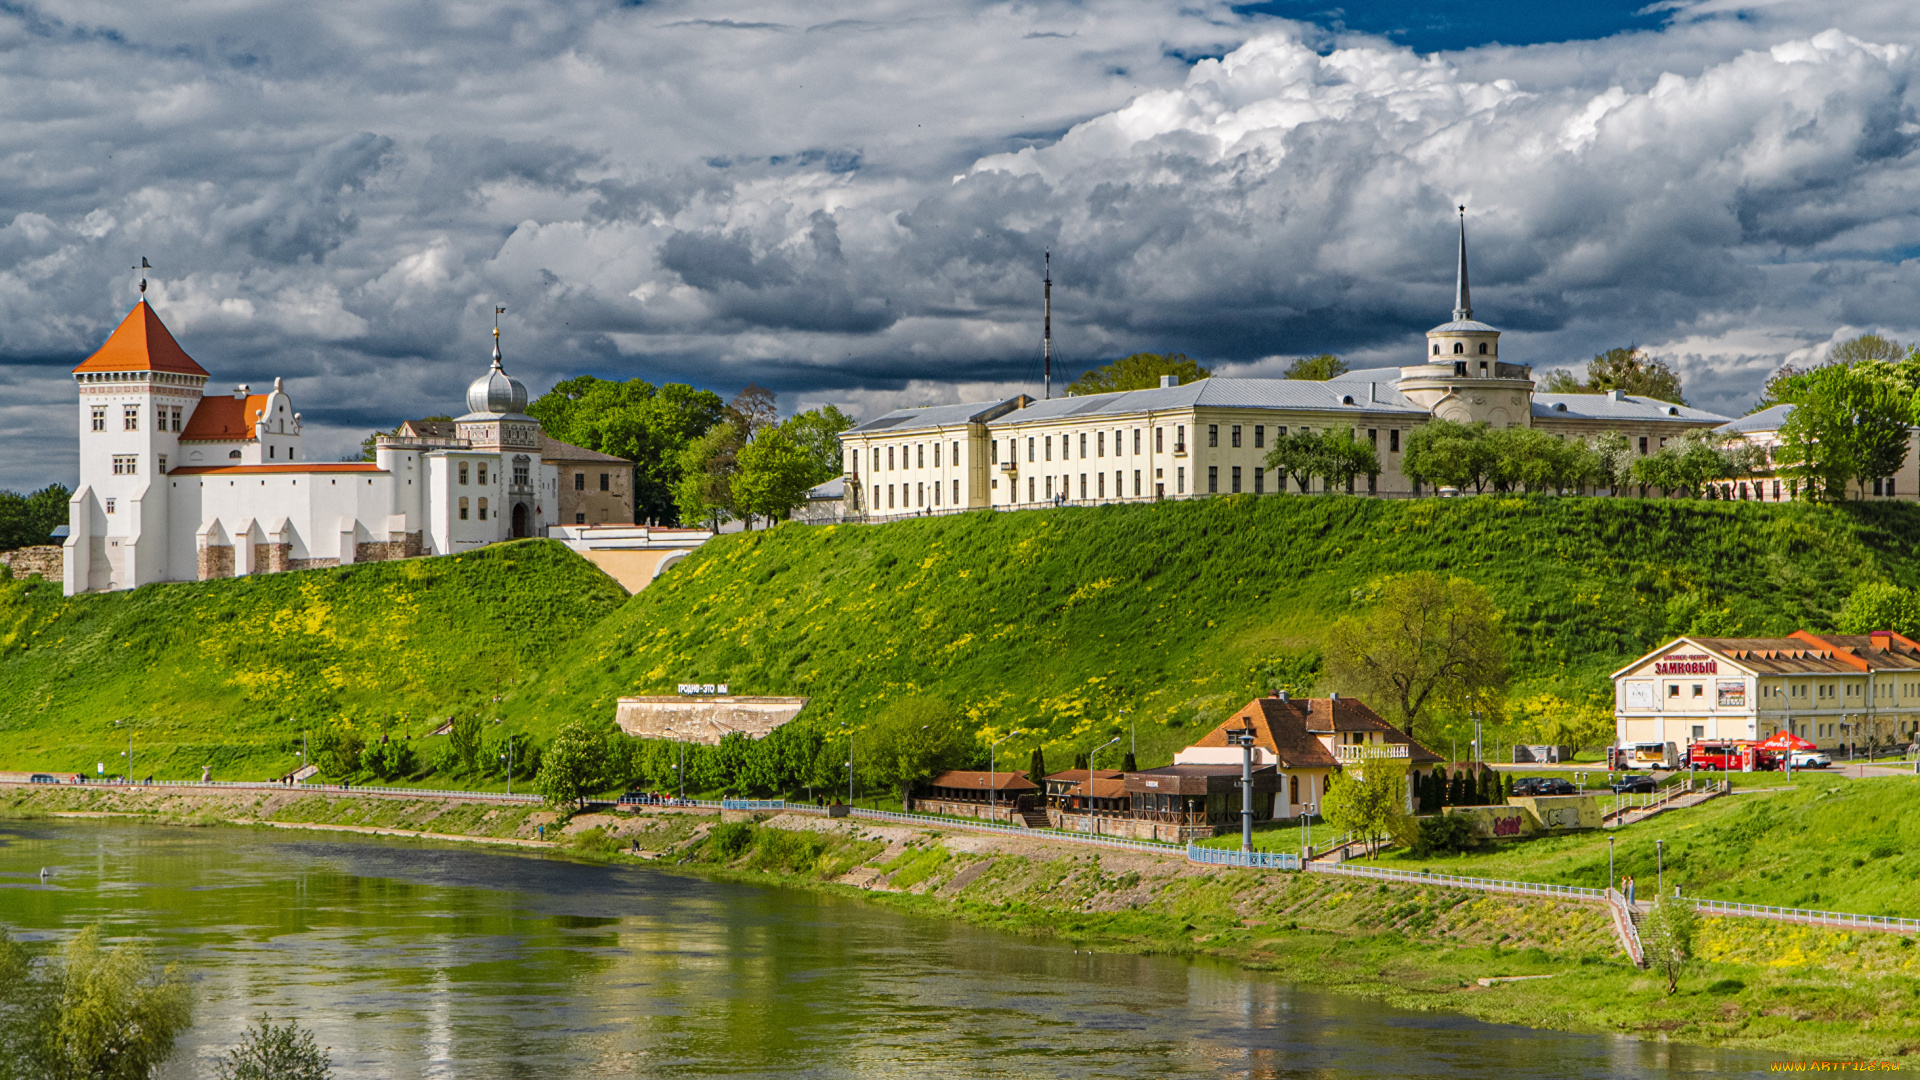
[179,395,270,442]
[170,462,384,476]
[73,303,210,378]
[1532,392,1730,424]
[926,770,1040,792]
[847,396,1030,436]
[1001,377,1426,424]
[1716,403,1794,435]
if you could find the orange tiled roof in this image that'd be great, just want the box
[169,463,383,476]
[72,303,209,377]
[179,395,269,442]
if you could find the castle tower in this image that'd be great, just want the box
[67,301,210,592]
[1396,208,1533,428]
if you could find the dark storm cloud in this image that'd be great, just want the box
[0,0,1916,488]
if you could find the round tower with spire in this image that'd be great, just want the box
[1396,208,1534,428]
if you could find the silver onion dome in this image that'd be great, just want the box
[466,333,528,415]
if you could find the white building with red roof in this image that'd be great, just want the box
[64,299,564,593]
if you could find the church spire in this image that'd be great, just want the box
[1453,206,1472,323]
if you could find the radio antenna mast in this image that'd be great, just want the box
[1043,251,1052,400]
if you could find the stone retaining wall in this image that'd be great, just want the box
[0,545,62,580]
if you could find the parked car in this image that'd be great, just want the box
[1790,751,1832,769]
[1609,775,1657,794]
[27,773,56,784]
[1512,777,1577,796]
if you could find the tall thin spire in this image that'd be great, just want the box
[492,305,506,368]
[1043,252,1053,401]
[1452,206,1472,322]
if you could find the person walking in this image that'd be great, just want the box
[1626,874,1635,906]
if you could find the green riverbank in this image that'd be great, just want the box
[5,784,1918,1059]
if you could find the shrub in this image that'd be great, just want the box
[704,822,754,862]
[1408,813,1481,856]
[537,720,613,808]
[0,924,193,1080]
[312,725,364,779]
[1705,978,1746,995]
[563,826,623,859]
[213,1015,332,1080]
[362,739,415,782]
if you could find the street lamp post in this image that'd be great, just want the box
[1087,736,1121,838]
[1226,727,1257,853]
[1608,835,1616,896]
[1301,801,1317,863]
[989,731,1017,822]
[501,733,516,797]
[1656,838,1665,898]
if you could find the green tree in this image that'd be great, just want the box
[0,924,193,1080]
[538,719,614,808]
[1064,353,1210,396]
[1322,572,1508,739]
[1640,894,1700,996]
[0,484,72,551]
[1837,583,1920,637]
[1544,346,1686,404]
[1321,754,1410,859]
[1402,420,1494,494]
[313,724,364,778]
[213,1016,332,1080]
[1264,429,1324,493]
[526,376,728,525]
[1028,746,1047,781]
[673,421,746,529]
[1773,363,1911,500]
[1282,353,1348,380]
[438,714,485,777]
[859,695,973,810]
[1829,332,1908,364]
[1315,429,1380,493]
[362,738,415,781]
[782,405,856,483]
[732,426,820,523]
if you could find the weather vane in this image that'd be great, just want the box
[494,305,505,339]
[132,256,151,298]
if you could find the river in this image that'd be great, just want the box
[0,821,1774,1077]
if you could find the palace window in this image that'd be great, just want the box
[1253,467,1263,495]
[1176,425,1185,451]
[1154,427,1162,453]
[478,497,488,521]
[1027,437,1035,463]
[477,463,488,485]
[952,441,959,466]
[574,472,585,491]
[1253,425,1264,449]
[599,472,609,491]
[1045,436,1052,461]
[459,497,470,521]
[91,406,105,431]
[1133,428,1141,454]
[952,479,959,504]
[513,457,530,486]
[459,463,470,485]
[171,408,182,432]
[1479,342,1489,354]
[1208,425,1218,448]
[1453,342,1464,354]
[1133,470,1141,496]
[917,444,925,468]
[123,404,138,431]
[1079,433,1087,458]
[1390,429,1400,453]
[229,450,242,460]
[1231,425,1241,448]
[1433,344,1440,355]
[576,513,586,524]
[112,455,137,475]
[1176,467,1184,494]
[1096,431,1104,458]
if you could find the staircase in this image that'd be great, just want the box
[1606,887,1647,967]
[1017,808,1052,829]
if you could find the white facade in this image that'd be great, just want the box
[65,303,561,594]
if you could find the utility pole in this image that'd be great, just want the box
[1042,252,1052,401]
[1227,727,1256,852]
[989,731,1017,821]
[503,733,516,797]
[1087,736,1120,837]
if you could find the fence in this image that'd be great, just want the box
[1186,844,1301,870]
[843,806,1182,853]
[720,799,788,811]
[26,778,551,803]
[1683,897,1920,933]
[1302,860,1611,901]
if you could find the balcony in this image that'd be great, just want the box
[999,460,1017,472]
[1334,743,1411,762]
[1173,443,1187,455]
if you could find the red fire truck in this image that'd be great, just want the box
[1682,740,1778,772]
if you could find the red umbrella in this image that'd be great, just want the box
[1757,731,1816,751]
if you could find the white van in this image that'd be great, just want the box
[1623,741,1679,770]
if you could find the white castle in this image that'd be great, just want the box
[64,300,564,594]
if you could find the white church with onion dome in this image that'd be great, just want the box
[64,300,564,594]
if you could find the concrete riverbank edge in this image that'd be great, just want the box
[5,786,1916,1059]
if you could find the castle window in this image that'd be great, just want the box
[112,455,137,475]
[599,472,609,492]
[1479,342,1488,355]
[459,463,470,485]
[478,497,488,521]
[158,456,166,473]
[1453,342,1464,354]
[105,498,115,514]
[91,406,105,431]
[477,463,488,485]
[574,472,584,491]
[172,408,182,431]
[575,513,586,524]
[123,404,138,431]
[512,457,530,486]
[229,450,242,460]
[269,445,276,459]
[459,497,469,521]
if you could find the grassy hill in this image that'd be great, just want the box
[503,496,1920,768]
[1,496,1917,780]
[0,541,627,778]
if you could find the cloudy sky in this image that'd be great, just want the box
[1,0,1917,489]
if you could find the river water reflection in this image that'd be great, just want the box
[0,821,1774,1077]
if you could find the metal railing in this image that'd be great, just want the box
[843,806,1181,853]
[720,799,787,811]
[8,778,552,803]
[1683,897,1920,933]
[1186,844,1301,870]
[1607,887,1645,966]
[1334,744,1410,761]
[1304,861,1609,900]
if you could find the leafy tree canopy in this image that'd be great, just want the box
[526,376,728,525]
[1322,571,1508,738]
[1065,353,1210,396]
[1281,353,1348,380]
[0,484,71,552]
[859,695,973,810]
[1541,346,1686,405]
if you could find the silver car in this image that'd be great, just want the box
[1790,750,1832,769]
